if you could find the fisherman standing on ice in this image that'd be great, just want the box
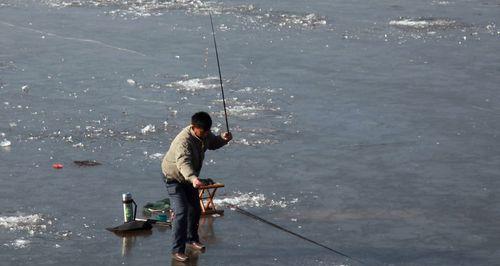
[162,111,232,262]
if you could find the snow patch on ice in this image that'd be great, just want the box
[127,79,136,86]
[140,124,156,134]
[234,138,279,146]
[0,213,49,233]
[0,213,60,249]
[389,18,458,29]
[0,139,11,147]
[214,192,299,208]
[168,76,219,92]
[148,152,163,160]
[4,238,30,249]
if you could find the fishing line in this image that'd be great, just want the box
[208,11,230,132]
[0,20,147,57]
[228,204,366,265]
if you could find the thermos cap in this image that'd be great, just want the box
[122,192,132,201]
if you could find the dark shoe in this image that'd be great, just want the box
[172,252,188,262]
[187,242,206,251]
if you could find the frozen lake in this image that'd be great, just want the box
[1,0,499,265]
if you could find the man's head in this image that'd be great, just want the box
[191,111,212,138]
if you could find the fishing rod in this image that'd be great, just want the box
[208,11,230,132]
[228,204,366,265]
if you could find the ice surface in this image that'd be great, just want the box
[40,0,327,29]
[1,0,499,264]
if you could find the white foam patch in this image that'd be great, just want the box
[126,79,136,86]
[485,23,498,35]
[0,213,50,233]
[389,18,458,29]
[123,96,137,101]
[0,139,11,147]
[226,105,263,118]
[214,192,298,208]
[168,76,219,92]
[4,238,30,249]
[215,98,281,119]
[432,0,452,5]
[234,138,279,147]
[0,213,64,249]
[204,159,216,166]
[148,152,163,160]
[275,13,327,28]
[123,95,166,104]
[0,59,17,71]
[140,124,156,134]
[235,87,280,94]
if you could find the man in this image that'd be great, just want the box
[162,111,232,262]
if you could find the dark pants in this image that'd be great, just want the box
[165,180,201,254]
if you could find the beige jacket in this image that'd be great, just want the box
[161,126,227,183]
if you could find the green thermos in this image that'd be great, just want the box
[122,192,137,223]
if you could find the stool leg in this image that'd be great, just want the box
[207,188,218,211]
[205,189,213,211]
[198,188,207,214]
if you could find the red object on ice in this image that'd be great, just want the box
[52,163,63,169]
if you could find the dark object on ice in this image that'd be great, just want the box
[106,220,153,232]
[74,160,102,166]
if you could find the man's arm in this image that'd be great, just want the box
[207,131,232,150]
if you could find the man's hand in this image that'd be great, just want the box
[192,177,203,188]
[222,132,233,142]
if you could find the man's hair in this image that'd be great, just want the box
[191,112,212,131]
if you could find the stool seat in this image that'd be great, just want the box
[198,183,225,216]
